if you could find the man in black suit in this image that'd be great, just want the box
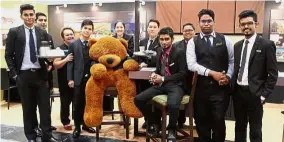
[134,27,187,141]
[173,22,195,128]
[186,9,234,142]
[67,19,96,138]
[34,12,57,135]
[5,4,60,142]
[137,19,160,129]
[232,10,278,142]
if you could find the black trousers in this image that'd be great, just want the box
[59,82,74,125]
[16,70,52,140]
[194,85,229,142]
[73,77,88,128]
[134,83,184,129]
[233,85,263,142]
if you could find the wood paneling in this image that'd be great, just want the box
[181,0,207,33]
[235,1,265,33]
[208,1,235,33]
[156,1,182,33]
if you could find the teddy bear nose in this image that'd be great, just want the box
[106,58,114,64]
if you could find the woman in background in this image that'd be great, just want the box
[53,27,74,131]
[113,20,134,57]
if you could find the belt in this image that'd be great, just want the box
[237,85,249,91]
[20,68,40,72]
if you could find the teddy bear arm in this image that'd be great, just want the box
[90,63,107,79]
[123,59,139,71]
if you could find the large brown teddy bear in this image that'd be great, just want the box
[84,36,143,127]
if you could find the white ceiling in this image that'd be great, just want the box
[33,0,136,5]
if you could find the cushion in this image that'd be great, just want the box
[152,94,190,107]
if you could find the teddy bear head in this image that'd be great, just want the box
[89,36,128,68]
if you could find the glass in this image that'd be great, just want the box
[159,37,170,41]
[183,29,194,33]
[199,20,213,25]
[239,21,255,27]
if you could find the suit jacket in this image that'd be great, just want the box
[155,45,187,86]
[139,37,160,67]
[232,34,278,98]
[173,39,194,92]
[113,34,134,57]
[67,39,86,86]
[5,25,49,80]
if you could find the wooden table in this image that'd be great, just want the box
[129,67,155,136]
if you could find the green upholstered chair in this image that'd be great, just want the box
[146,72,198,142]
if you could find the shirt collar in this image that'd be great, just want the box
[80,36,88,44]
[24,24,35,30]
[149,36,157,41]
[245,32,257,44]
[200,31,216,39]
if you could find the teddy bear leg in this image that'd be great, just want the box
[116,79,143,118]
[84,78,105,127]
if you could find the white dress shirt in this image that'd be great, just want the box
[20,25,40,70]
[237,33,257,86]
[146,37,157,50]
[186,32,234,78]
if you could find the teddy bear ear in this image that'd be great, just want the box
[119,38,128,49]
[89,38,97,46]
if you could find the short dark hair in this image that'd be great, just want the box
[60,27,74,39]
[148,19,160,28]
[198,9,215,21]
[238,10,257,23]
[158,27,174,39]
[35,12,47,21]
[20,4,35,15]
[81,19,94,30]
[182,23,195,30]
[114,20,125,29]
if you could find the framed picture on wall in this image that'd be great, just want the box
[270,9,284,62]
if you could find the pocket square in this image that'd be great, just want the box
[216,42,223,46]
[169,63,175,66]
[256,50,262,53]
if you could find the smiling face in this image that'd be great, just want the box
[115,22,125,37]
[182,25,195,40]
[147,22,159,39]
[62,29,74,45]
[159,34,173,49]
[21,9,35,27]
[239,16,258,38]
[81,25,93,39]
[35,15,47,30]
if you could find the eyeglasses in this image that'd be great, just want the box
[38,19,47,22]
[239,21,256,27]
[23,13,34,17]
[159,37,170,41]
[199,20,213,25]
[183,29,194,33]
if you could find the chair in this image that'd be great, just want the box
[1,68,17,110]
[146,72,198,142]
[96,86,130,140]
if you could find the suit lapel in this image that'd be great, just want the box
[236,39,244,66]
[19,25,26,55]
[248,35,261,66]
[35,26,41,51]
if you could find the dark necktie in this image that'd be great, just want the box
[29,29,37,63]
[84,40,88,48]
[205,35,212,48]
[148,39,153,50]
[237,40,249,82]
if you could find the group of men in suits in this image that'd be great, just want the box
[135,9,278,142]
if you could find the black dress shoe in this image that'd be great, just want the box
[73,128,81,138]
[167,129,176,142]
[35,127,42,137]
[50,126,57,131]
[82,126,96,133]
[281,111,284,114]
[141,121,147,129]
[148,124,161,137]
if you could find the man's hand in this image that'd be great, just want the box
[209,70,223,82]
[64,53,73,62]
[219,71,230,86]
[139,62,148,68]
[152,74,163,84]
[261,96,265,104]
[68,80,74,88]
[47,65,53,72]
